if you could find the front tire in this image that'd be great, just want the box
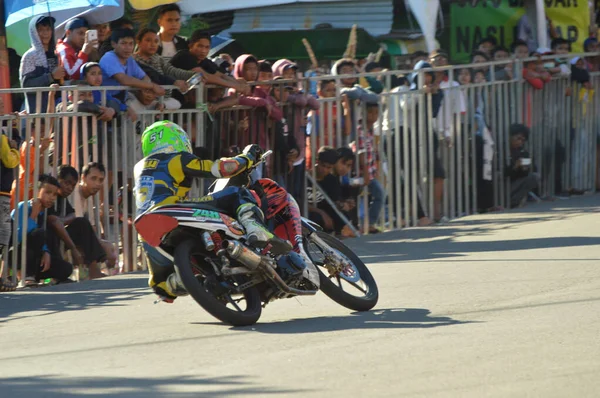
[174,239,262,326]
[306,232,378,312]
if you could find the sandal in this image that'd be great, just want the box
[24,277,38,287]
[0,279,17,292]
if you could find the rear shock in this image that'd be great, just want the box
[210,231,223,253]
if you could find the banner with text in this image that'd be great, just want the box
[451,0,590,63]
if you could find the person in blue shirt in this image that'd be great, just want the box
[99,28,165,103]
[11,174,73,285]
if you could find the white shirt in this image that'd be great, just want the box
[436,79,466,138]
[71,185,95,226]
[161,41,176,60]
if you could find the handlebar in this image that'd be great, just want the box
[260,150,273,162]
[247,149,272,171]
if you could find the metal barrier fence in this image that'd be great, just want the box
[0,53,598,287]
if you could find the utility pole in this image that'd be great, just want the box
[0,3,13,114]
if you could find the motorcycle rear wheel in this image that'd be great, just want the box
[174,239,262,326]
[306,232,378,312]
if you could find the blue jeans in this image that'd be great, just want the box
[368,179,385,225]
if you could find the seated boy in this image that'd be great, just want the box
[506,124,540,208]
[11,174,73,285]
[306,146,339,233]
[350,102,385,233]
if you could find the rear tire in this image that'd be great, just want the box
[307,232,378,312]
[174,239,262,326]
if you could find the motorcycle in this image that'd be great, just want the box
[134,150,378,326]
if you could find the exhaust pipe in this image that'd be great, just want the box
[221,240,317,296]
[221,240,262,270]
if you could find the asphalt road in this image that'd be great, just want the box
[1,195,599,398]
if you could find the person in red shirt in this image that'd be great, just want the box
[56,17,98,81]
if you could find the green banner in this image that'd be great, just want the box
[451,0,590,63]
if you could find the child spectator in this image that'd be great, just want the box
[307,146,340,233]
[331,58,379,104]
[0,127,20,291]
[169,30,248,107]
[93,23,111,44]
[511,39,530,59]
[350,102,385,233]
[331,58,378,141]
[523,54,551,89]
[490,46,514,81]
[583,37,599,72]
[134,27,193,108]
[471,51,490,74]
[11,174,73,285]
[98,18,133,58]
[156,4,188,61]
[10,88,58,209]
[550,38,572,76]
[410,60,445,222]
[457,68,472,85]
[170,30,245,90]
[79,62,123,120]
[272,59,319,201]
[19,15,65,113]
[306,79,352,169]
[269,78,299,185]
[477,37,497,56]
[99,28,165,104]
[56,17,98,81]
[257,60,273,92]
[473,69,487,84]
[361,61,385,94]
[506,124,539,208]
[331,147,360,237]
[430,50,466,144]
[230,54,282,153]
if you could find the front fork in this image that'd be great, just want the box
[303,225,346,278]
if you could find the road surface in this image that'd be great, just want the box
[1,194,599,397]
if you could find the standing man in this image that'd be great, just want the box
[56,17,98,81]
[71,162,118,275]
[156,4,188,61]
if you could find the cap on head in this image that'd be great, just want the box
[65,17,89,32]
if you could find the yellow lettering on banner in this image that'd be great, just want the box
[545,0,589,53]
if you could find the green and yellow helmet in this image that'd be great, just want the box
[141,120,192,158]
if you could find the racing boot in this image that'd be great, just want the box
[237,203,292,255]
[153,272,188,303]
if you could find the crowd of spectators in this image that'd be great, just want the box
[1,3,599,290]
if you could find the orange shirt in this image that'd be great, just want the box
[10,140,39,209]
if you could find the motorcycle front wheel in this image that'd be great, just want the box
[305,231,378,312]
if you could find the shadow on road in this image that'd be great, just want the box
[0,275,149,324]
[350,194,600,264]
[0,374,300,397]
[229,308,472,334]
[357,235,600,264]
